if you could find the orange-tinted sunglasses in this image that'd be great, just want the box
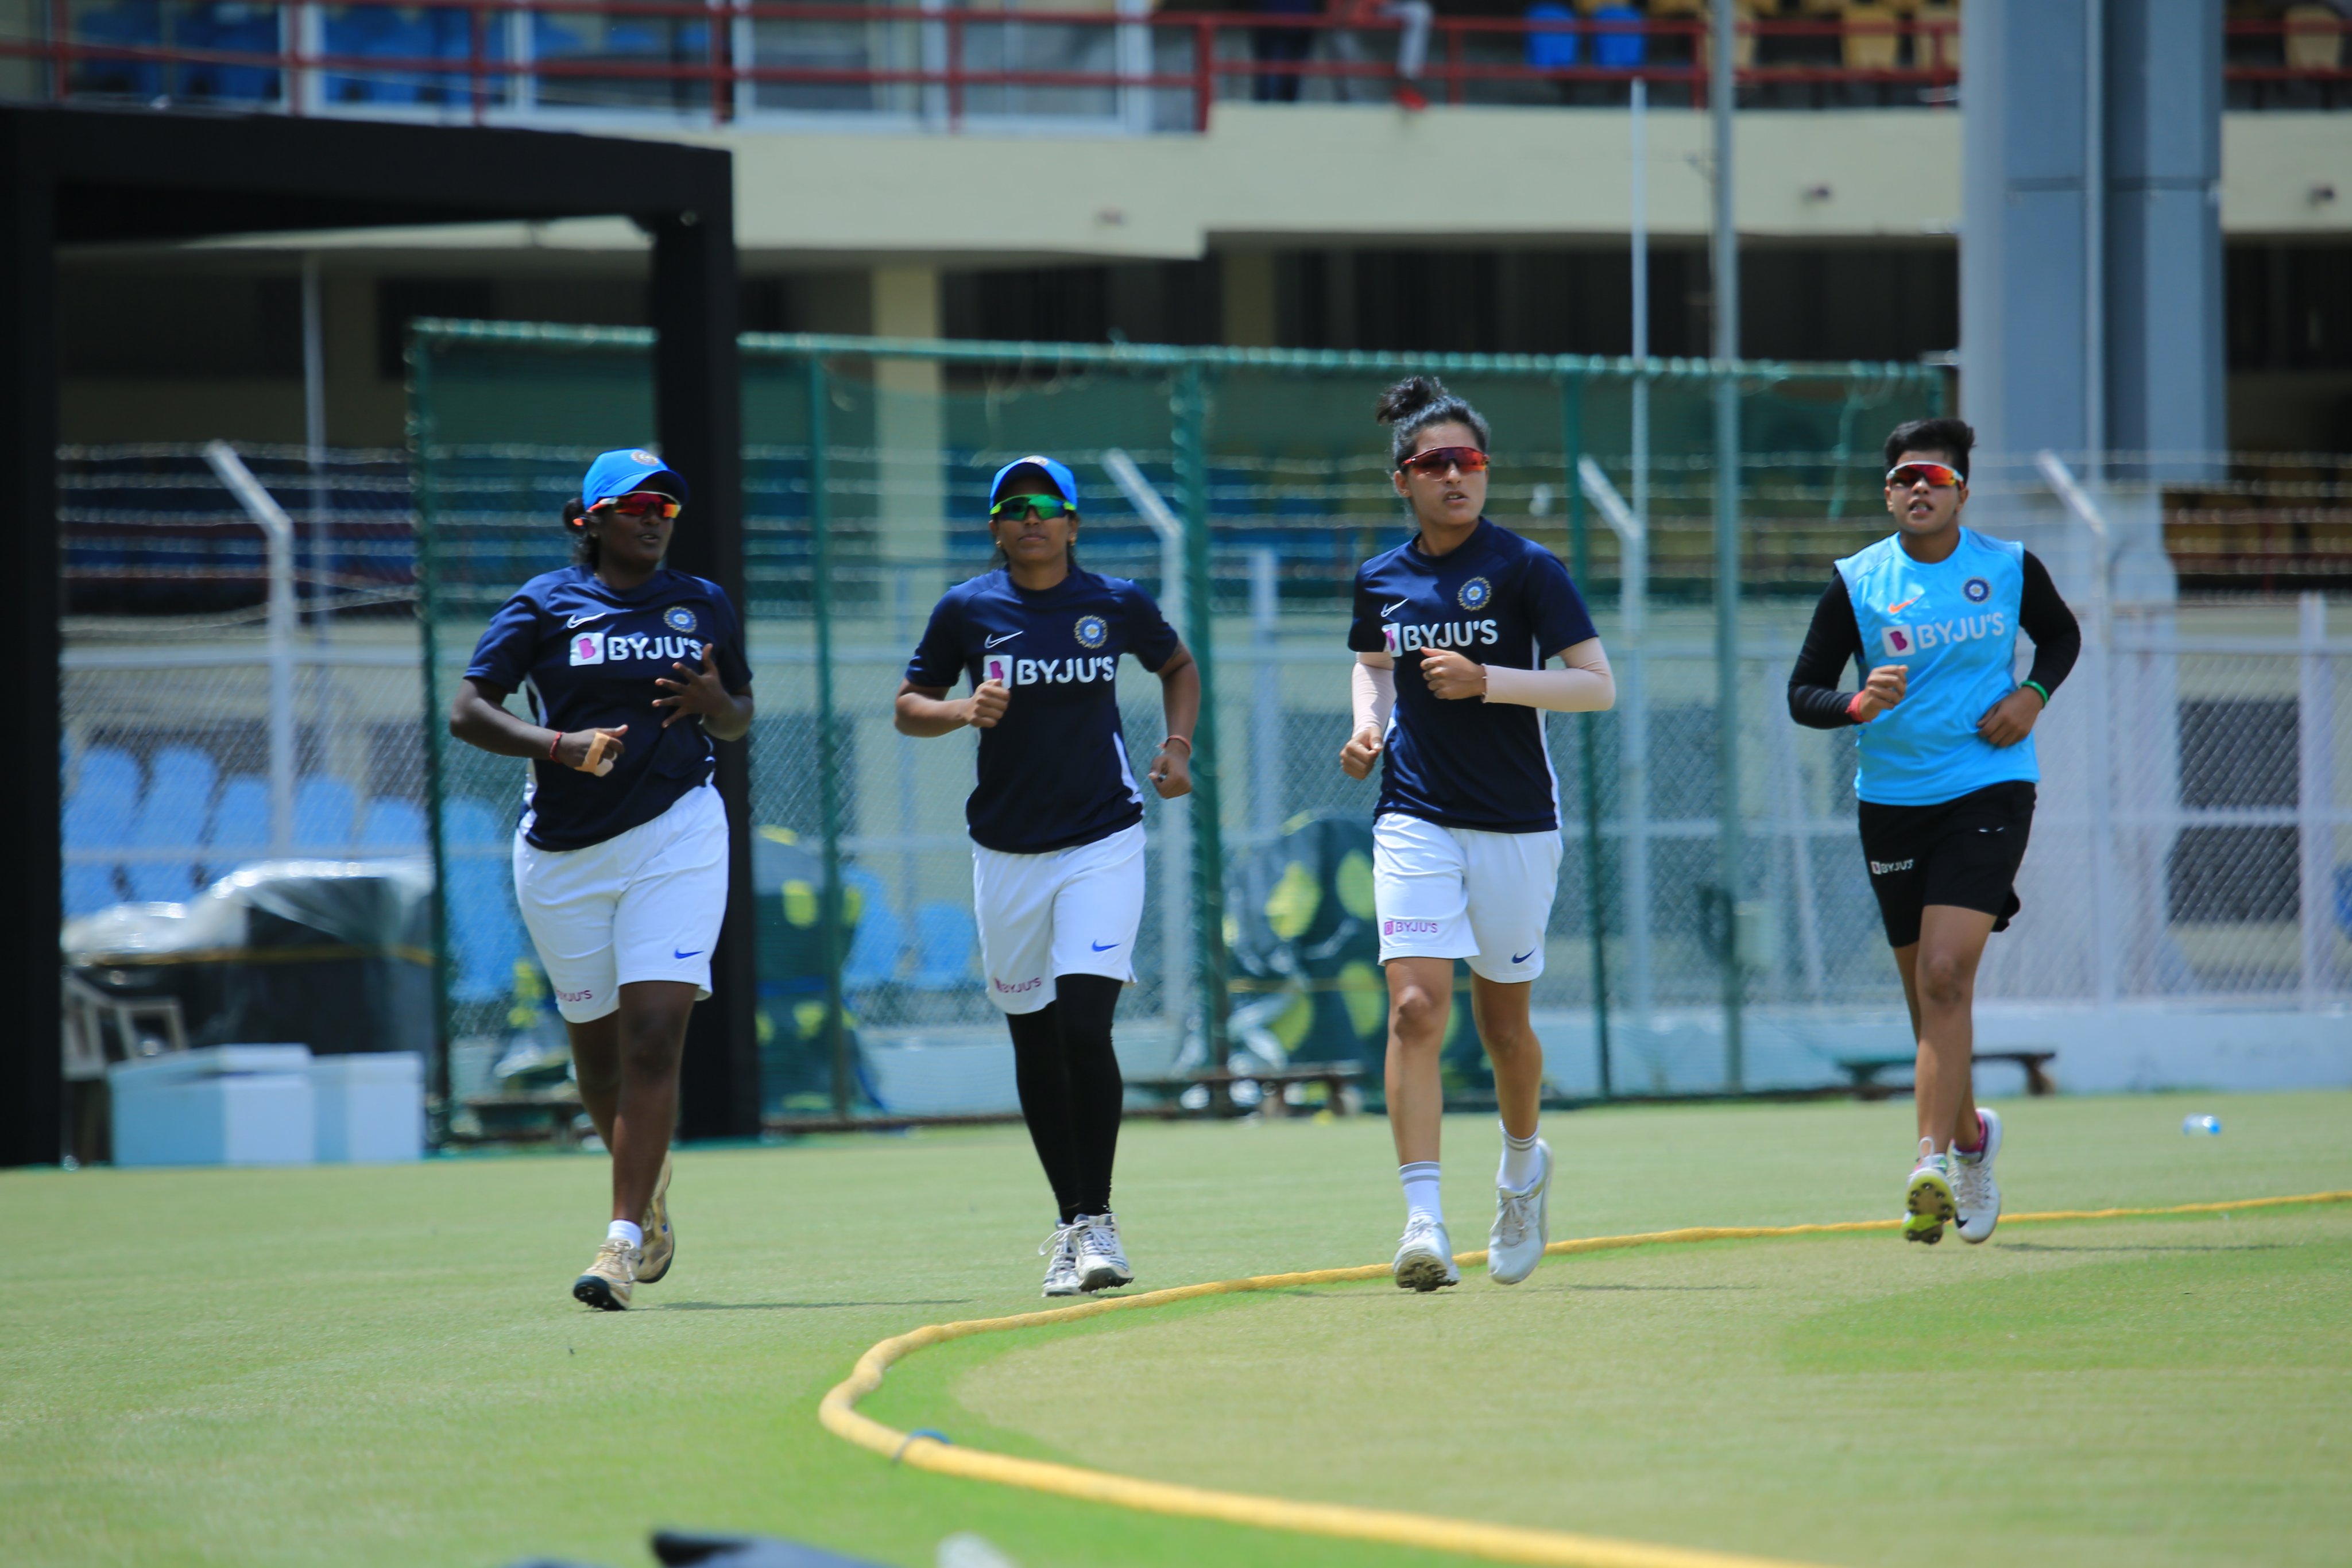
[592,491,683,520]
[1886,461,1963,489]
[1400,446,1490,477]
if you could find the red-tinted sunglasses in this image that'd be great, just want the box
[1399,446,1490,477]
[592,490,683,520]
[1886,462,1963,489]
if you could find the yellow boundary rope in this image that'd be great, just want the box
[819,1190,2352,1568]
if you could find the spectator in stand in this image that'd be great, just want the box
[1253,0,1320,100]
[1332,0,1435,109]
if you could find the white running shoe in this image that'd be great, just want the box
[1072,1213,1133,1293]
[1952,1108,2003,1244]
[1487,1140,1552,1286]
[1905,1143,1956,1245]
[1039,1221,1083,1298]
[1392,1214,1460,1291]
[637,1155,675,1284]
[573,1238,639,1310]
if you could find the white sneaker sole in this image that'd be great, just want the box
[1077,1261,1133,1293]
[1394,1250,1457,1292]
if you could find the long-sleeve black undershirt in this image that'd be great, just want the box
[1785,549,2083,729]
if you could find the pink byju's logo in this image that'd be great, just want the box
[984,655,1010,685]
[568,632,606,667]
[993,975,1043,996]
[1881,625,1915,657]
[558,985,597,1004]
[1383,918,1441,936]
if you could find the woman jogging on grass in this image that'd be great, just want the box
[1785,416,2079,1245]
[1340,376,1616,1292]
[449,448,753,1310]
[895,455,1200,1298]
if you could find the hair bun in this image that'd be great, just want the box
[562,498,587,529]
[1374,374,1449,427]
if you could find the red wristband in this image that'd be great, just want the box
[548,730,563,762]
[1845,692,1868,723]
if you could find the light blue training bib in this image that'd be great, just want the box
[1834,528,2036,806]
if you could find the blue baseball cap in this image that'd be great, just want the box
[988,455,1077,514]
[582,448,689,510]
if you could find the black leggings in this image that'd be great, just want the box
[1003,973,1125,1222]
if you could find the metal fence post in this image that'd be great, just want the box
[2298,591,2332,1006]
[1562,373,1611,1098]
[807,354,852,1119]
[1713,369,1744,1091]
[405,331,455,1128]
[1173,363,1229,1066]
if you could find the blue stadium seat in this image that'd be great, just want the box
[181,1,282,100]
[359,796,428,851]
[208,776,273,859]
[907,900,979,990]
[324,5,432,104]
[293,775,358,855]
[78,746,142,803]
[1591,2,1644,69]
[71,0,165,99]
[444,797,525,1004]
[841,868,908,990]
[1525,2,1580,69]
[126,747,216,903]
[63,783,135,919]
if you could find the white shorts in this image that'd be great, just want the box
[513,783,729,1024]
[1372,812,1562,983]
[972,821,1146,1016]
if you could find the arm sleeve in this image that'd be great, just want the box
[904,594,968,690]
[1523,549,1599,661]
[463,591,542,691]
[711,586,753,693]
[1484,639,1614,712]
[1121,580,1182,672]
[2017,551,2082,699]
[1351,657,1395,736]
[1345,572,1388,655]
[1786,573,1866,730]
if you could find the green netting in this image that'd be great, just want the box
[411,324,1941,1126]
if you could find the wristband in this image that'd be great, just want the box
[548,730,563,761]
[2021,679,2051,707]
[1845,691,1869,724]
[1161,735,1192,754]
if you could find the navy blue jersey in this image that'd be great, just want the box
[906,567,1181,855]
[466,564,752,851]
[1347,518,1599,833]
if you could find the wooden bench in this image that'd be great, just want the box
[1133,1063,1364,1118]
[1833,1050,2057,1102]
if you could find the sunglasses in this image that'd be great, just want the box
[990,493,1075,521]
[1399,446,1491,478]
[1885,462,1963,489]
[593,491,682,520]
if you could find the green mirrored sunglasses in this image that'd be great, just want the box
[990,493,1074,521]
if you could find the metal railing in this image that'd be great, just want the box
[16,6,2347,133]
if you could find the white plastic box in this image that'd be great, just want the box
[110,1045,316,1167]
[311,1052,424,1163]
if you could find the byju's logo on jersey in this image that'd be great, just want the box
[1963,576,1991,603]
[568,632,606,666]
[1881,625,1915,656]
[663,605,699,634]
[1382,618,1500,656]
[1881,610,2006,659]
[1001,655,1118,686]
[1073,614,1107,649]
[1456,575,1493,611]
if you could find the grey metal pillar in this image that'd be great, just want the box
[1710,0,1743,1090]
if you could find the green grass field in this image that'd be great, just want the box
[9,1091,2349,1568]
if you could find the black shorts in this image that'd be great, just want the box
[1855,781,2036,948]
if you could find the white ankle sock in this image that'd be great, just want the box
[1399,1162,1444,1227]
[1498,1125,1543,1192]
[608,1219,644,1249]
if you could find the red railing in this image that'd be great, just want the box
[7,6,2347,134]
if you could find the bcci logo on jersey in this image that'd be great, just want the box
[664,605,699,634]
[1457,576,1493,610]
[1073,614,1107,649]
[1879,611,2006,659]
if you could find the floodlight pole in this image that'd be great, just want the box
[1711,0,1744,1090]
[203,440,297,858]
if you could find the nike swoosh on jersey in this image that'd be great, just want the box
[984,630,1023,648]
[1382,600,1410,618]
[1511,949,1535,964]
[1885,594,1922,616]
[566,611,617,629]
[1090,940,1119,951]
[673,948,702,959]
